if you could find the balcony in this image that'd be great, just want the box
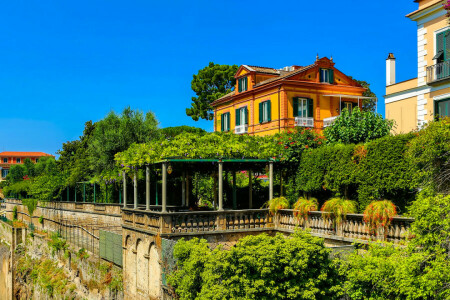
[323,116,339,127]
[427,61,450,85]
[235,124,248,134]
[294,117,314,127]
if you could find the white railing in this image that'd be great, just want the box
[323,116,339,127]
[294,117,314,127]
[235,124,248,134]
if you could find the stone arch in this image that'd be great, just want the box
[136,238,149,295]
[124,235,132,249]
[148,242,161,299]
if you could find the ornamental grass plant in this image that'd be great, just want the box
[363,200,397,235]
[293,197,318,223]
[321,197,358,225]
[263,197,290,215]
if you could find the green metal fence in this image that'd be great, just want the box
[99,230,123,266]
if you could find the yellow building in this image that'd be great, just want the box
[211,57,367,136]
[385,0,450,133]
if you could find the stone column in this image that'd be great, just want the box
[146,166,150,211]
[269,161,274,200]
[133,172,138,209]
[218,161,223,211]
[162,162,167,213]
[122,170,127,208]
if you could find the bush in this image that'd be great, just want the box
[263,197,290,215]
[12,206,18,220]
[168,231,339,300]
[321,197,357,225]
[39,216,44,224]
[363,200,397,235]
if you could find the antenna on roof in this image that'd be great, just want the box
[316,54,319,61]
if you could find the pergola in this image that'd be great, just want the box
[122,158,277,212]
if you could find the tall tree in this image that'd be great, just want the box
[186,62,238,121]
[88,107,159,173]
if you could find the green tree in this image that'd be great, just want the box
[186,62,238,121]
[168,231,339,300]
[7,164,26,183]
[23,158,36,177]
[88,107,159,173]
[324,108,394,144]
[348,77,377,112]
[160,126,206,138]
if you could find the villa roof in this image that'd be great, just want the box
[0,151,53,157]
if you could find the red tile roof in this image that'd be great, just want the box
[0,152,53,157]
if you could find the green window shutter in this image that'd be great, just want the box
[238,79,241,92]
[236,109,240,126]
[221,114,224,131]
[293,97,299,117]
[244,107,248,124]
[243,77,247,91]
[329,69,334,84]
[259,102,263,123]
[319,68,323,82]
[267,101,271,121]
[445,31,450,61]
[307,98,313,118]
[227,113,231,131]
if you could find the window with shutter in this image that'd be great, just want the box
[293,97,299,117]
[259,102,263,123]
[235,109,241,126]
[307,98,313,118]
[244,107,248,125]
[238,77,247,92]
[320,69,333,83]
[259,101,271,123]
[435,98,450,118]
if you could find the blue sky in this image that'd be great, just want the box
[0,0,418,155]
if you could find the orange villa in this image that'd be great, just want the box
[0,151,53,180]
[211,56,373,136]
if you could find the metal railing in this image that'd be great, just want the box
[295,116,314,127]
[323,116,339,127]
[235,124,248,134]
[427,61,450,84]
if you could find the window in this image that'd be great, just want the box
[235,106,248,126]
[1,169,8,178]
[435,30,450,64]
[238,77,248,92]
[341,101,356,114]
[320,68,334,84]
[435,98,450,118]
[3,158,7,163]
[259,100,271,123]
[293,98,313,118]
[16,158,20,163]
[221,112,230,132]
[35,158,39,163]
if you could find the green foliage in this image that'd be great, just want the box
[39,215,44,224]
[7,164,27,183]
[263,197,290,215]
[321,197,357,225]
[48,232,67,256]
[186,62,238,121]
[12,206,18,220]
[76,247,89,259]
[338,194,450,299]
[324,108,394,144]
[88,106,160,174]
[22,198,38,216]
[293,197,318,221]
[407,117,450,194]
[160,126,207,138]
[356,134,416,211]
[348,77,377,112]
[168,231,339,300]
[363,200,397,235]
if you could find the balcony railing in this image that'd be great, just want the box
[323,116,339,127]
[235,124,248,134]
[295,117,314,127]
[427,61,450,84]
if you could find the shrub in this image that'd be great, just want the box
[48,232,67,255]
[39,215,44,224]
[168,231,339,300]
[321,197,357,225]
[293,197,318,222]
[363,200,397,235]
[12,206,18,220]
[263,197,290,215]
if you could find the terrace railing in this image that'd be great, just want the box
[427,61,450,84]
[122,208,413,244]
[295,116,314,127]
[323,116,339,127]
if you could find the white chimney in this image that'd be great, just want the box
[386,53,396,86]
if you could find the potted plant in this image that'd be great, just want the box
[321,197,357,233]
[293,197,318,226]
[263,197,290,216]
[363,200,397,240]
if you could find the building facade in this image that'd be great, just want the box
[211,57,367,136]
[385,0,450,133]
[0,152,53,180]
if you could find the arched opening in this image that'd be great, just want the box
[148,243,161,299]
